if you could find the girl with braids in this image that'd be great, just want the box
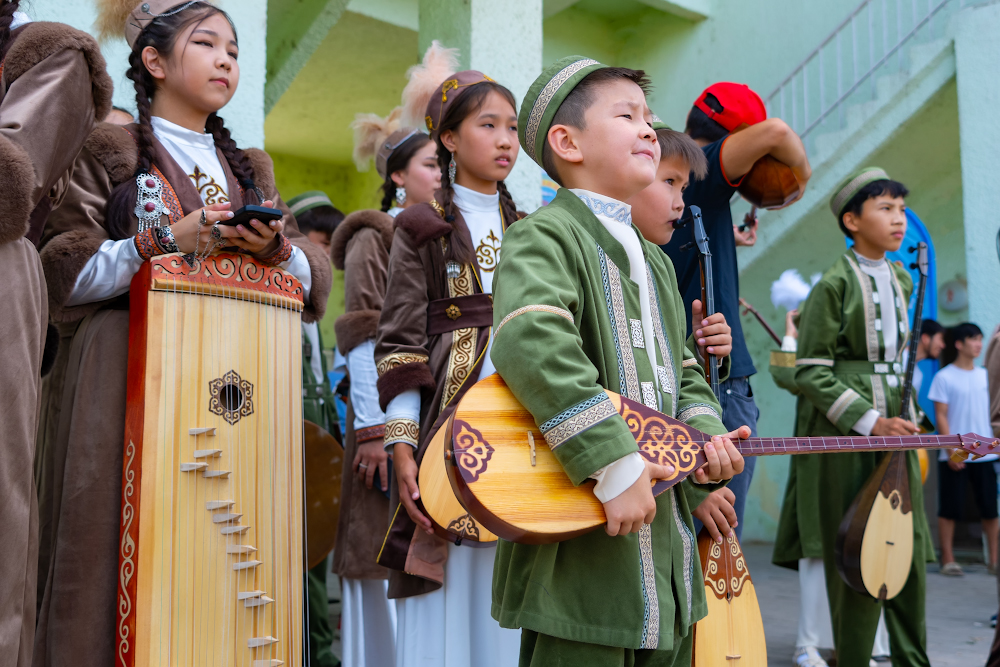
[326,108,440,667]
[0,2,112,666]
[352,106,439,218]
[33,2,330,665]
[372,42,521,667]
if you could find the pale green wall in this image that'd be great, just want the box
[736,80,965,541]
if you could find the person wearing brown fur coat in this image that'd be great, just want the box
[33,120,331,665]
[0,8,112,667]
[330,208,397,666]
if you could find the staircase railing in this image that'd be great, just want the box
[764,0,978,151]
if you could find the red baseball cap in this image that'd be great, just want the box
[693,82,766,132]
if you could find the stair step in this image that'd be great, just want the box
[206,500,235,510]
[247,636,279,648]
[245,595,274,608]
[233,560,262,571]
[220,526,249,535]
[180,462,208,472]
[212,513,243,524]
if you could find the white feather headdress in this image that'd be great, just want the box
[770,269,821,312]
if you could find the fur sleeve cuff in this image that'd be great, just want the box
[39,228,107,323]
[0,132,36,245]
[377,362,436,412]
[289,235,333,324]
[335,309,380,355]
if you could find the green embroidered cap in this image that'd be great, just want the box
[519,56,605,167]
[650,113,670,131]
[287,190,333,217]
[829,166,891,218]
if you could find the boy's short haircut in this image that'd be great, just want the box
[656,128,708,180]
[949,322,983,343]
[836,179,909,239]
[920,319,944,338]
[296,204,346,237]
[541,67,652,186]
[684,93,729,144]
[941,321,984,366]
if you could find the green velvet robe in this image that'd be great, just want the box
[489,188,728,652]
[773,251,933,662]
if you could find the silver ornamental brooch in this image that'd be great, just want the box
[135,173,169,232]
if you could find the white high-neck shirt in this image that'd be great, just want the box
[850,249,901,435]
[454,184,503,380]
[151,116,231,205]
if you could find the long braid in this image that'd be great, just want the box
[0,0,20,54]
[205,112,259,203]
[129,50,157,176]
[105,49,158,240]
[379,176,395,213]
[496,180,519,226]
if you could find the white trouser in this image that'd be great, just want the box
[341,578,397,667]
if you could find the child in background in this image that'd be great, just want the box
[629,121,740,545]
[290,191,345,257]
[791,167,931,666]
[928,322,998,576]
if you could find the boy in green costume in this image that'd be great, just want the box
[778,167,932,666]
[490,57,747,665]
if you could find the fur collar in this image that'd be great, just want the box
[83,124,279,198]
[331,209,394,270]
[5,22,112,121]
[393,201,452,248]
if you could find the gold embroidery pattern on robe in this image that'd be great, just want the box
[440,263,478,411]
[377,352,430,376]
[189,165,229,205]
[476,229,502,272]
[599,249,640,402]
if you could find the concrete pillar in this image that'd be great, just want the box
[419,0,544,212]
[30,0,267,148]
[954,2,1000,339]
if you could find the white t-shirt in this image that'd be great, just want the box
[927,364,994,462]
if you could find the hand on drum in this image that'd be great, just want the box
[354,439,389,492]
[692,487,737,543]
[693,427,749,484]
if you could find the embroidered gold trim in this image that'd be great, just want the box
[871,374,887,416]
[827,388,861,424]
[541,395,617,449]
[376,352,429,377]
[796,358,835,367]
[385,418,419,447]
[494,304,574,338]
[682,358,700,368]
[440,262,478,411]
[771,351,796,368]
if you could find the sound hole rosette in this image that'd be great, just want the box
[209,370,254,425]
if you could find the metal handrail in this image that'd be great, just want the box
[764,0,971,144]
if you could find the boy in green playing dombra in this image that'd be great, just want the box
[489,57,747,665]
[776,167,932,666]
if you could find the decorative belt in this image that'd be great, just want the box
[427,293,493,336]
[833,360,902,375]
